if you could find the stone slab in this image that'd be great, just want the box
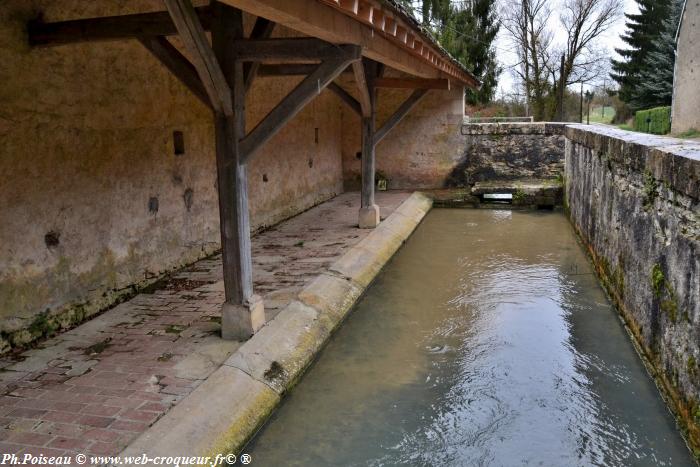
[120,192,433,460]
[120,365,279,460]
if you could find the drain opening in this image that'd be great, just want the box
[482,193,513,204]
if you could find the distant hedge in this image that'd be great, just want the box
[634,106,671,134]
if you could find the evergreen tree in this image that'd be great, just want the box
[439,1,501,104]
[630,0,683,108]
[610,0,672,108]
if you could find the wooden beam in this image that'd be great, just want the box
[210,2,254,310]
[219,0,446,79]
[257,64,320,76]
[243,17,276,92]
[352,61,371,117]
[374,77,450,90]
[374,88,427,145]
[164,0,232,116]
[232,37,351,62]
[328,82,361,115]
[138,36,212,109]
[27,7,211,46]
[361,59,378,210]
[240,46,361,162]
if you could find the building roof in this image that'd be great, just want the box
[319,0,481,88]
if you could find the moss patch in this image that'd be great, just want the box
[650,264,679,323]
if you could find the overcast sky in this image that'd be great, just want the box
[494,0,640,97]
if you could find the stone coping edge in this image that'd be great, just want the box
[565,124,700,199]
[461,122,566,135]
[118,192,433,463]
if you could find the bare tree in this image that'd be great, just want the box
[503,0,621,120]
[558,0,621,86]
[502,0,555,120]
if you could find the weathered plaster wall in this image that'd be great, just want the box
[341,84,466,190]
[565,125,700,450]
[672,0,700,134]
[0,2,343,350]
[342,104,565,190]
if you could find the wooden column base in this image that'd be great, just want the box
[221,295,265,340]
[358,204,380,229]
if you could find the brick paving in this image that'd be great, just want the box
[0,192,410,459]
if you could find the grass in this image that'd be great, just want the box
[587,106,615,124]
[675,128,700,139]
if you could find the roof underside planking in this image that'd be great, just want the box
[219,0,480,88]
[27,0,480,89]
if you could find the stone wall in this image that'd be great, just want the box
[565,124,700,450]
[671,0,700,134]
[342,119,565,190]
[341,84,466,190]
[446,123,565,187]
[0,2,343,350]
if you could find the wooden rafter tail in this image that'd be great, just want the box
[27,7,212,46]
[374,77,450,90]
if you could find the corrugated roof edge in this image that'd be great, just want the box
[379,0,482,89]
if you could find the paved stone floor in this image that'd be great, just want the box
[0,191,410,458]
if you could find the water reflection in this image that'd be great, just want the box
[246,209,694,466]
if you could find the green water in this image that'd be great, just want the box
[246,209,695,466]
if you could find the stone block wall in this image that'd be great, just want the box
[342,118,566,190]
[0,2,343,350]
[565,124,700,449]
[341,84,466,190]
[671,0,700,134]
[447,123,565,187]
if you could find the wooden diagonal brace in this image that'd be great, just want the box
[352,61,371,117]
[139,36,212,109]
[243,17,276,92]
[374,89,428,145]
[239,46,361,163]
[328,82,361,116]
[164,0,232,116]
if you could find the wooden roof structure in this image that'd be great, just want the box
[27,0,480,339]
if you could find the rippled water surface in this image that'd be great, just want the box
[246,209,694,466]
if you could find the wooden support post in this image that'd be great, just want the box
[165,0,263,339]
[210,1,264,340]
[358,59,380,229]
